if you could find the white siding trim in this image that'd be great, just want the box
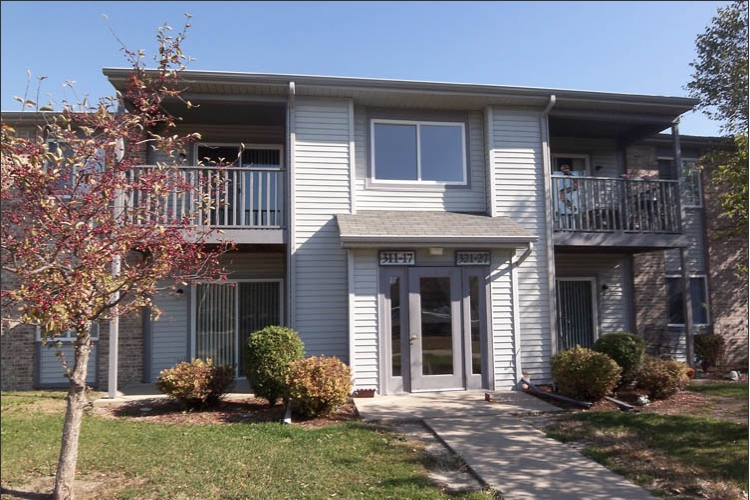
[348,100,357,214]
[348,250,356,376]
[486,106,497,217]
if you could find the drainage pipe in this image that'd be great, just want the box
[522,377,593,409]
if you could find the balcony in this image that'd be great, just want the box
[552,175,686,250]
[128,165,286,244]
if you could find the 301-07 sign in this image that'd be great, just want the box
[456,251,490,266]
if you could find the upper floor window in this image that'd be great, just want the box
[196,144,282,169]
[46,138,105,195]
[681,160,702,207]
[657,158,702,208]
[370,120,467,185]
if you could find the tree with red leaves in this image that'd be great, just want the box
[1,16,231,500]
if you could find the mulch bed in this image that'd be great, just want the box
[93,396,360,428]
[523,372,748,423]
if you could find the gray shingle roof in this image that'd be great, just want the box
[336,211,537,248]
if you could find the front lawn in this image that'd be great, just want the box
[1,392,495,499]
[542,380,749,500]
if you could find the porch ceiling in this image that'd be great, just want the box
[336,211,537,249]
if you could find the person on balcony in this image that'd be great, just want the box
[557,164,579,229]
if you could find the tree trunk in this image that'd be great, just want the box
[53,335,92,500]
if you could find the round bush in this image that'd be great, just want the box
[156,358,235,410]
[287,356,352,418]
[550,346,621,402]
[592,332,646,386]
[635,356,689,400]
[245,326,304,406]
[694,334,726,371]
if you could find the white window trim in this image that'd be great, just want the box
[666,274,710,327]
[36,323,101,342]
[551,153,591,176]
[370,119,468,186]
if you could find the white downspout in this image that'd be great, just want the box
[511,242,534,387]
[540,95,559,365]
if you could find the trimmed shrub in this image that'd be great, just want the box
[245,326,304,406]
[156,358,235,409]
[635,356,690,400]
[287,356,352,418]
[550,346,621,402]
[694,334,726,372]
[592,332,646,386]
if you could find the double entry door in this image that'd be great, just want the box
[381,267,488,393]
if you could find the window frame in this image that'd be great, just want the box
[369,118,468,186]
[46,137,106,197]
[194,143,284,169]
[657,156,702,208]
[665,275,710,327]
[680,159,703,208]
[551,154,591,176]
[36,323,101,342]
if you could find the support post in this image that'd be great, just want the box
[108,255,121,399]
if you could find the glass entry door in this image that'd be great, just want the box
[408,268,463,391]
[381,266,487,393]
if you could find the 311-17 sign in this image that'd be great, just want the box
[379,251,415,266]
[456,251,490,266]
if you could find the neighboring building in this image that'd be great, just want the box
[2,71,744,393]
[629,134,747,368]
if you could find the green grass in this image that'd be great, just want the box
[545,411,749,493]
[687,380,749,399]
[1,392,494,499]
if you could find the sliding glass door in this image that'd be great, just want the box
[193,280,282,376]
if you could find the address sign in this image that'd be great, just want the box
[379,251,416,266]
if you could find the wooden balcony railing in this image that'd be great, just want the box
[552,175,681,233]
[127,166,285,229]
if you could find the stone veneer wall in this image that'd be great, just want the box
[702,162,749,369]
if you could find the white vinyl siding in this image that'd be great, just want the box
[351,249,379,389]
[354,108,486,212]
[150,290,189,382]
[38,342,97,387]
[489,251,516,389]
[555,254,630,334]
[491,107,551,382]
[292,98,352,360]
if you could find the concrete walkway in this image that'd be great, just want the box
[354,391,656,500]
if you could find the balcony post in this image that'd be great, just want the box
[673,120,694,367]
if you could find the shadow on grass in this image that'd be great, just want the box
[0,486,51,499]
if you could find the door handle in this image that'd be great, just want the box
[410,335,419,343]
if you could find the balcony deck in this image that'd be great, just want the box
[551,175,687,251]
[129,165,286,244]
